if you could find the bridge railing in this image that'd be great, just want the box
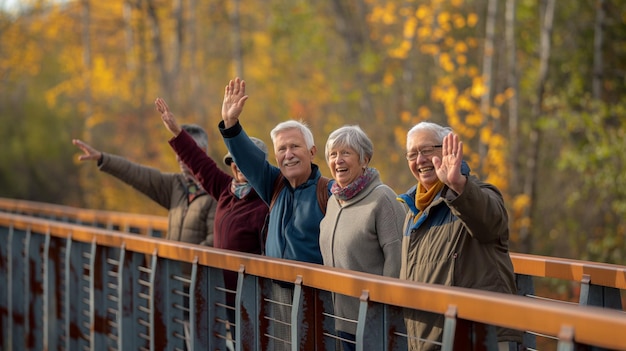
[512,252,625,307]
[1,212,626,351]
[0,197,168,237]
[1,197,623,311]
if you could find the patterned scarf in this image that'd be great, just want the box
[231,180,253,199]
[331,167,378,201]
[415,180,444,212]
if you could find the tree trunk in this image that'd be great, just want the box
[81,0,92,143]
[136,0,148,105]
[506,0,519,193]
[172,0,183,79]
[145,0,168,91]
[230,0,244,78]
[519,0,555,254]
[478,0,497,173]
[592,0,605,100]
[123,0,136,72]
[187,0,203,125]
[328,0,375,120]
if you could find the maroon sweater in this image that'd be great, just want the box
[169,131,268,256]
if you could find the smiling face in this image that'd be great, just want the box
[327,146,368,188]
[406,129,443,190]
[273,128,316,187]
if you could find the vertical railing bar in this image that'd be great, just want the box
[64,234,73,351]
[556,325,575,351]
[88,238,97,350]
[355,290,369,351]
[579,274,591,306]
[24,227,32,348]
[441,305,457,351]
[235,266,244,351]
[117,244,126,351]
[188,257,198,351]
[7,224,13,351]
[149,250,158,351]
[43,229,51,351]
[291,276,304,351]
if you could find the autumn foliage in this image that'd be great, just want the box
[1,0,625,264]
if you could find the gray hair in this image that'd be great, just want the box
[182,124,209,152]
[325,125,373,164]
[270,120,315,150]
[406,122,452,147]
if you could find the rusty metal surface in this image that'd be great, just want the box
[1,211,626,350]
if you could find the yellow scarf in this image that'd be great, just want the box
[416,180,444,212]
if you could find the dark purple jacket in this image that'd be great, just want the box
[169,131,268,256]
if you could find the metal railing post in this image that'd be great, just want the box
[579,273,623,309]
[236,264,260,351]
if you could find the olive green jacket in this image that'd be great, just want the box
[99,153,216,246]
[398,175,521,350]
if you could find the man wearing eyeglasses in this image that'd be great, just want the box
[398,121,522,351]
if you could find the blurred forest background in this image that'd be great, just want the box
[0,0,624,266]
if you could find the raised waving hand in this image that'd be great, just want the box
[72,139,102,162]
[221,77,249,129]
[155,97,182,136]
[433,133,466,194]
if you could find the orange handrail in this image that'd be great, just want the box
[0,197,168,235]
[511,252,626,290]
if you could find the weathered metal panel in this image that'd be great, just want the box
[117,247,150,350]
[236,266,260,351]
[43,233,64,351]
[64,238,91,350]
[0,225,13,350]
[10,226,26,350]
[26,229,46,350]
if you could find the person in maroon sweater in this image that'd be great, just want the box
[155,97,269,335]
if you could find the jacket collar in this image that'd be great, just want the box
[397,160,471,215]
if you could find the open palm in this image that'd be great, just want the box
[221,77,249,127]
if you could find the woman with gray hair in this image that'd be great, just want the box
[319,125,406,351]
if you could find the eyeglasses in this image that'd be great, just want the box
[405,145,442,161]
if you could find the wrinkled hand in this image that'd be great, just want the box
[433,133,466,194]
[72,139,102,162]
[221,77,249,128]
[155,97,182,136]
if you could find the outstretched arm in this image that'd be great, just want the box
[155,97,182,136]
[221,77,249,129]
[433,133,467,194]
[72,139,102,162]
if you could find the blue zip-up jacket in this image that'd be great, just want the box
[219,120,325,264]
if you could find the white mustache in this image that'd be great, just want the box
[282,157,300,167]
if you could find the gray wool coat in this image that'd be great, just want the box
[319,172,406,335]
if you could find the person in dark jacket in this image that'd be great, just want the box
[72,125,217,247]
[219,77,331,351]
[398,121,522,351]
[155,97,269,341]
